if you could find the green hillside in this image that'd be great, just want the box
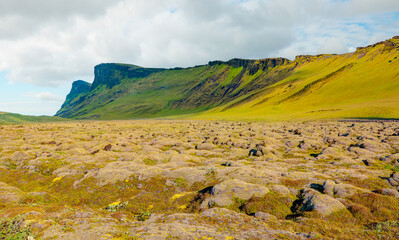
[0,112,67,124]
[57,36,399,121]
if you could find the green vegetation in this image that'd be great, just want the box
[56,36,399,121]
[0,216,32,240]
[0,112,67,125]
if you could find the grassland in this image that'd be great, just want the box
[0,112,67,125]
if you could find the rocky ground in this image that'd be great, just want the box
[1,120,399,239]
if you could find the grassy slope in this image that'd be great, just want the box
[68,65,216,119]
[60,60,295,120]
[0,112,67,124]
[64,62,287,120]
[191,39,399,121]
[58,37,399,121]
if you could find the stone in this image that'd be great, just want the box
[103,144,112,151]
[391,172,399,182]
[332,184,367,198]
[373,188,399,198]
[254,211,277,221]
[388,177,399,187]
[200,179,269,209]
[300,188,347,216]
[269,185,291,196]
[322,180,368,198]
[322,180,335,197]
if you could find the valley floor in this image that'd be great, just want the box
[1,120,399,239]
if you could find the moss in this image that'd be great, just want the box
[241,192,293,219]
[143,158,157,165]
[36,158,66,176]
[348,192,399,222]
[173,177,187,188]
[3,160,17,170]
[369,220,399,239]
[280,178,308,188]
[19,193,57,205]
[347,203,376,223]
[345,177,390,191]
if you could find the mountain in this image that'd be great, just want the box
[0,112,67,124]
[56,36,399,121]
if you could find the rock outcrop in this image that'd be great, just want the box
[91,63,166,90]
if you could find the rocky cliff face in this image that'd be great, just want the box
[169,57,292,109]
[56,80,91,116]
[91,63,166,90]
[59,80,91,109]
[70,80,91,96]
[209,58,290,75]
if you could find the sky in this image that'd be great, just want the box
[0,0,399,116]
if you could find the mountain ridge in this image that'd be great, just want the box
[56,36,399,120]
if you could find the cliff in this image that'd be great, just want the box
[56,36,399,121]
[91,63,166,90]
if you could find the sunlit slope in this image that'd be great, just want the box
[193,38,399,120]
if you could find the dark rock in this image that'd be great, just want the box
[91,149,100,155]
[248,149,257,156]
[103,144,112,151]
[221,162,232,167]
[362,159,371,166]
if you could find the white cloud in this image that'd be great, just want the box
[23,92,63,102]
[0,0,398,88]
[317,38,349,55]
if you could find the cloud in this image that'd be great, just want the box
[0,0,398,88]
[317,38,349,54]
[22,92,63,102]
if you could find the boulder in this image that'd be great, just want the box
[254,211,278,221]
[322,180,368,198]
[388,175,399,187]
[373,188,399,198]
[300,188,347,216]
[333,184,368,198]
[391,172,399,182]
[200,179,269,209]
[322,180,335,197]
